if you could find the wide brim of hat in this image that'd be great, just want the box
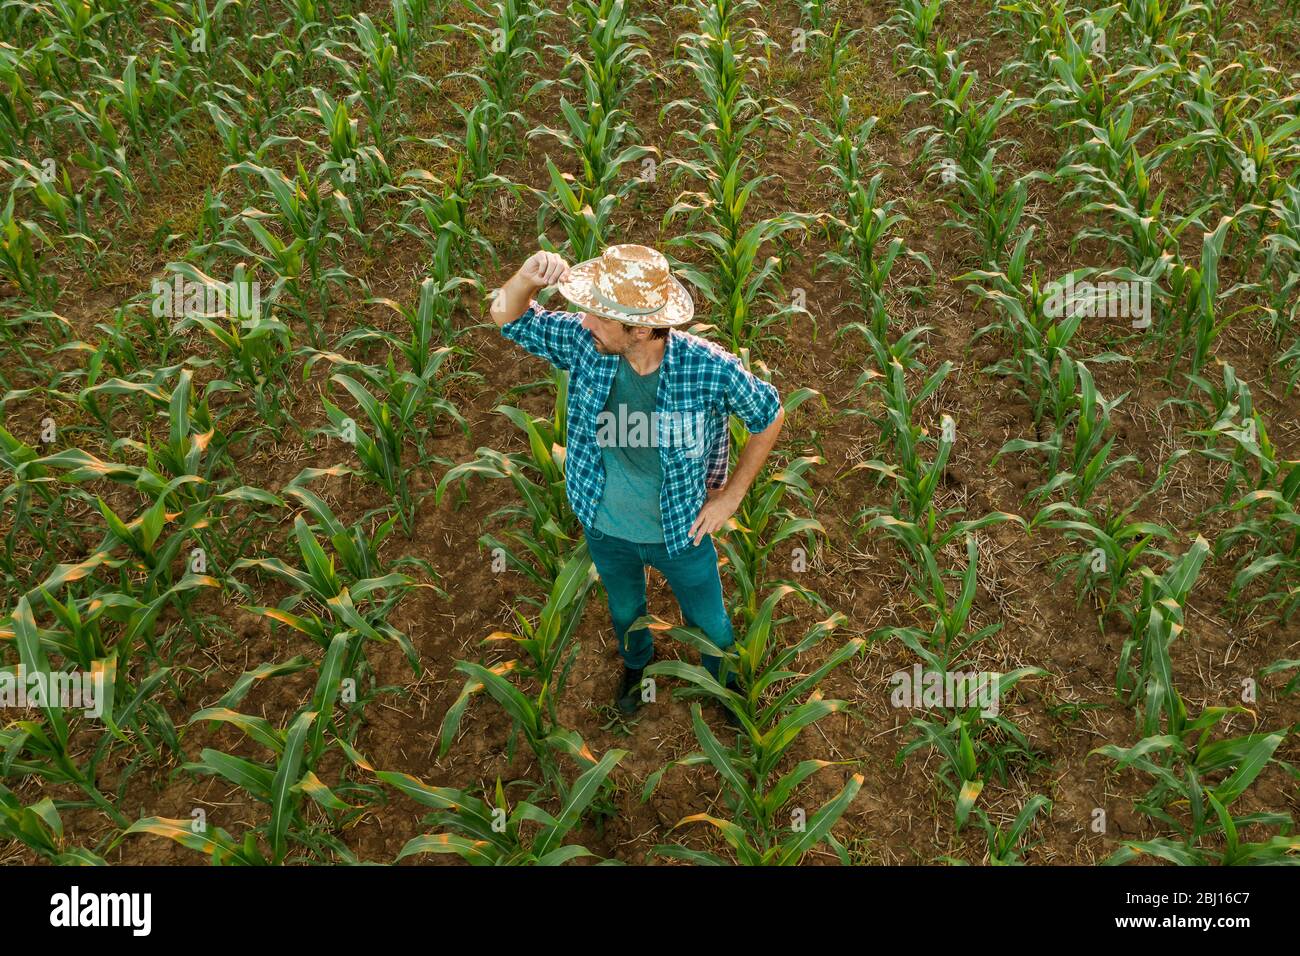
[556,256,694,327]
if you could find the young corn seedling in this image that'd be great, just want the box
[165,261,296,441]
[849,358,1024,576]
[358,276,479,377]
[1164,215,1240,382]
[13,438,238,655]
[313,312,472,442]
[0,192,58,307]
[883,556,1048,833]
[996,360,1137,510]
[543,0,654,124]
[0,784,106,865]
[3,156,97,272]
[320,12,433,170]
[0,423,88,591]
[379,753,627,865]
[661,0,809,350]
[1031,450,1187,610]
[651,704,864,865]
[872,534,1012,673]
[1092,700,1297,865]
[942,794,1053,865]
[1242,182,1300,346]
[531,154,618,266]
[437,547,602,803]
[812,69,932,349]
[132,632,366,864]
[230,511,434,678]
[1180,360,1279,507]
[638,587,864,863]
[1216,460,1300,621]
[219,160,353,348]
[49,367,278,567]
[883,0,951,72]
[961,237,1131,429]
[14,573,195,772]
[1,596,129,828]
[391,146,499,279]
[452,0,552,157]
[718,452,828,628]
[437,404,578,592]
[311,362,459,535]
[1116,535,1210,732]
[528,83,656,207]
[898,700,1047,834]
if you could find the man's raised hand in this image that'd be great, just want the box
[490,250,571,327]
[519,250,570,290]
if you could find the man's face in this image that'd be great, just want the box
[581,311,636,354]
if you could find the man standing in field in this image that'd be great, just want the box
[489,243,784,723]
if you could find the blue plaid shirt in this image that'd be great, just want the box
[501,302,782,557]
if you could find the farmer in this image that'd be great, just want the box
[489,243,784,722]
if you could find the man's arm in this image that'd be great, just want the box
[722,408,784,502]
[490,250,570,327]
[687,354,784,545]
[688,406,784,545]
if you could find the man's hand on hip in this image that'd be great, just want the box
[688,485,742,546]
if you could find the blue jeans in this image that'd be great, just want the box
[584,524,735,679]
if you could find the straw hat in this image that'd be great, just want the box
[556,243,694,327]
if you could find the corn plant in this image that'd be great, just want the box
[0,424,89,591]
[529,91,657,216]
[996,360,1137,510]
[1031,452,1186,611]
[310,363,459,535]
[883,543,1048,831]
[1242,182,1300,346]
[0,191,58,307]
[1180,360,1280,506]
[18,579,192,772]
[437,547,602,803]
[130,631,368,864]
[717,387,828,624]
[452,0,551,156]
[1216,460,1300,621]
[12,431,244,652]
[961,238,1131,430]
[1116,535,1210,731]
[378,752,627,865]
[871,535,1010,673]
[321,13,433,168]
[543,0,653,123]
[943,795,1053,865]
[391,150,498,281]
[0,783,106,865]
[812,48,932,354]
[437,404,578,592]
[217,160,353,348]
[1093,703,1297,865]
[850,359,1022,574]
[651,704,863,865]
[638,587,864,863]
[660,0,809,350]
[230,510,435,678]
[883,0,949,71]
[165,261,296,441]
[1,596,129,827]
[897,690,1048,833]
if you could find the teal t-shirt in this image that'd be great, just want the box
[592,355,665,542]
